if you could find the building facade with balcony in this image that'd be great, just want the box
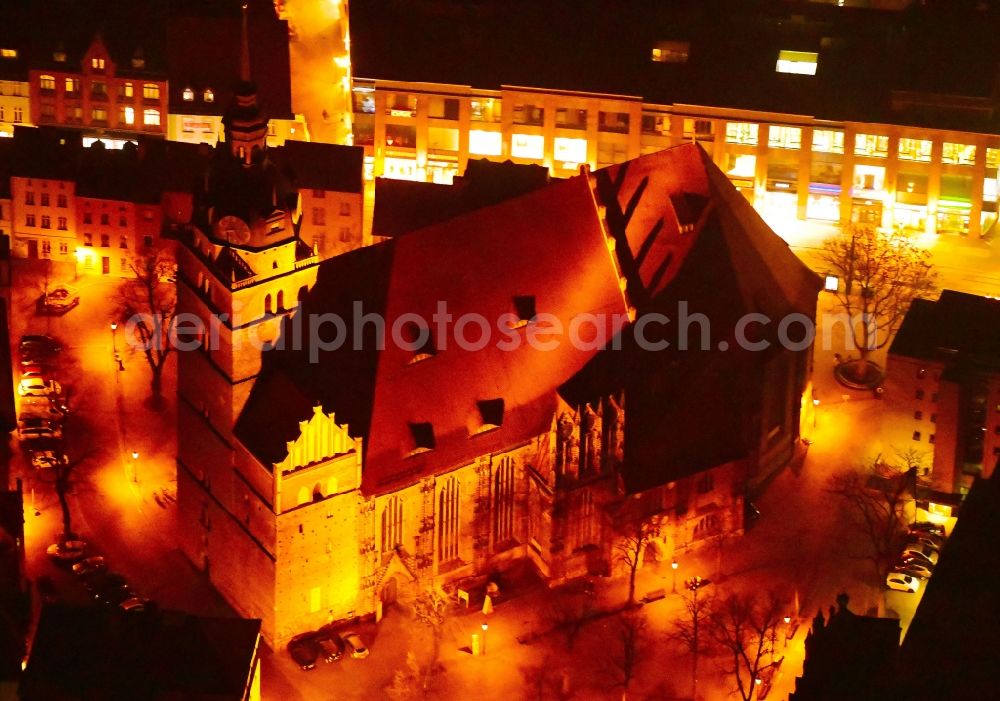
[0,46,30,139]
[348,0,1000,239]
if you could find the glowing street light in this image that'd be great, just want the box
[671,559,679,593]
[131,451,139,484]
[686,576,712,701]
[481,621,488,656]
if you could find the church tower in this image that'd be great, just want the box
[173,0,326,640]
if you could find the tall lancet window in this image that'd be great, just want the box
[438,477,460,562]
[493,456,515,545]
[381,496,403,552]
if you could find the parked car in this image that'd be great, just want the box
[84,572,127,597]
[901,546,938,567]
[119,597,146,613]
[18,377,62,398]
[907,535,942,553]
[288,634,321,670]
[20,396,64,420]
[18,418,62,441]
[19,335,62,356]
[30,450,65,470]
[909,521,946,538]
[886,572,920,593]
[72,556,107,578]
[894,560,933,579]
[342,632,369,659]
[314,630,344,662]
[97,586,138,607]
[37,284,80,315]
[46,540,87,563]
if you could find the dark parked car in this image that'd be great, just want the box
[19,335,62,357]
[288,633,321,670]
[37,285,80,315]
[84,571,127,596]
[315,629,345,662]
[909,521,946,538]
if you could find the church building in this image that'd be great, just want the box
[174,63,821,641]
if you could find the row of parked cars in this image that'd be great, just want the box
[288,627,369,671]
[16,335,66,443]
[45,542,149,613]
[885,521,948,594]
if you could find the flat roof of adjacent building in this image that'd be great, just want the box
[890,290,1000,369]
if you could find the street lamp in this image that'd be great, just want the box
[481,621,488,656]
[686,576,711,701]
[671,559,679,593]
[131,451,139,484]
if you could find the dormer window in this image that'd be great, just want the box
[401,320,436,363]
[91,57,105,70]
[408,422,435,454]
[776,50,818,75]
[131,53,145,70]
[53,50,66,63]
[474,399,505,434]
[203,88,214,103]
[0,49,17,59]
[182,87,194,102]
[508,295,536,329]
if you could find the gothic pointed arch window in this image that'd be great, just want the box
[438,477,460,562]
[493,456,515,546]
[312,483,324,502]
[277,290,285,311]
[264,294,272,315]
[381,495,403,552]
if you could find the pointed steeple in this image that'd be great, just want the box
[240,1,251,83]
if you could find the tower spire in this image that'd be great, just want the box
[240,1,251,83]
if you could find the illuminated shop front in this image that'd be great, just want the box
[807,130,844,221]
[937,174,974,235]
[894,172,929,231]
[722,152,756,202]
[983,149,999,237]
[383,155,421,181]
[511,133,544,160]
[554,136,587,172]
[763,147,799,217]
[852,164,885,225]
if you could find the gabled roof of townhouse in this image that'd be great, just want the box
[890,290,1000,371]
[234,143,821,495]
[350,0,1000,134]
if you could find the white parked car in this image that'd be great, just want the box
[342,632,369,659]
[18,377,61,398]
[20,396,64,420]
[886,572,920,593]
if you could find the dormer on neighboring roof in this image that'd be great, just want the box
[651,40,690,64]
[508,295,537,329]
[400,320,436,363]
[474,398,505,434]
[408,422,435,454]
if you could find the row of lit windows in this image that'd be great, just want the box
[182,87,214,103]
[38,75,161,100]
[53,105,159,126]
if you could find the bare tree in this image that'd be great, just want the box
[614,514,663,607]
[547,588,596,650]
[707,591,785,701]
[521,655,566,701]
[385,652,426,701]
[606,611,648,701]
[826,457,914,608]
[668,586,715,678]
[820,225,936,386]
[410,589,450,683]
[118,251,177,406]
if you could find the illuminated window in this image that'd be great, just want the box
[470,97,501,123]
[122,106,134,125]
[428,96,459,120]
[854,133,888,158]
[943,142,976,166]
[64,78,78,93]
[493,456,515,543]
[987,148,1000,170]
[182,87,194,101]
[554,137,586,165]
[142,83,160,100]
[91,57,105,70]
[768,126,801,150]
[203,88,214,103]
[725,122,758,146]
[776,50,818,75]
[39,75,55,91]
[726,153,756,179]
[511,133,544,160]
[91,107,107,123]
[123,82,133,98]
[812,129,844,154]
[0,49,17,59]
[386,92,418,116]
[53,50,65,63]
[438,476,459,560]
[143,108,160,126]
[556,108,587,130]
[898,138,932,162]
[468,130,501,156]
[651,40,690,63]
[598,111,629,134]
[381,496,403,551]
[512,103,544,126]
[427,126,458,151]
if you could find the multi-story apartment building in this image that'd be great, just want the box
[28,33,167,146]
[886,290,1000,496]
[348,0,1000,239]
[0,45,29,139]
